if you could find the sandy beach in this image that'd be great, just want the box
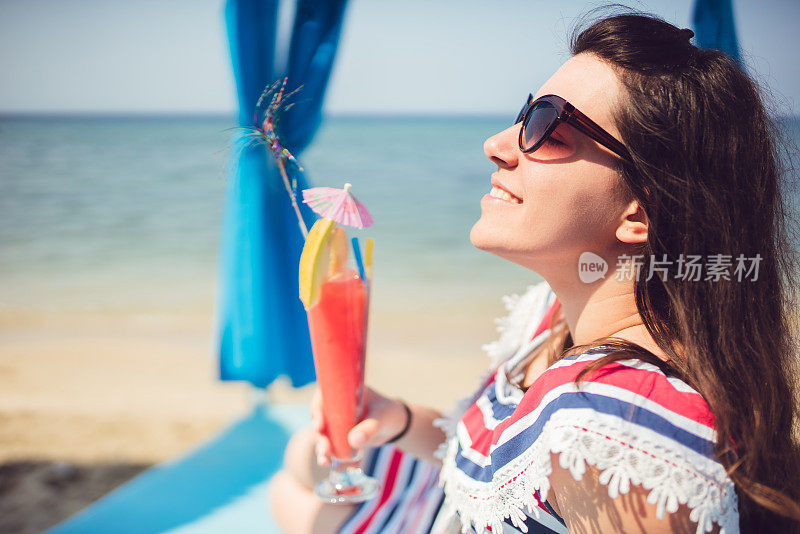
[0,297,500,533]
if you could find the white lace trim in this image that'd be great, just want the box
[482,282,553,370]
[433,282,552,461]
[439,410,740,534]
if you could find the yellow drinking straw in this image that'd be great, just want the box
[364,238,374,282]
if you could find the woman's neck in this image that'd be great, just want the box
[544,271,667,361]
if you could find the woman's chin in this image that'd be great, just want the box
[469,221,490,251]
[470,222,544,270]
[469,221,507,254]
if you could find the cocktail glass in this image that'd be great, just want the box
[305,238,378,504]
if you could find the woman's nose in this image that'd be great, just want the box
[484,125,520,169]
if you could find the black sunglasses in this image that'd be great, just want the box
[515,94,633,163]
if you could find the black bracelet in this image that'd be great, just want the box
[386,400,412,444]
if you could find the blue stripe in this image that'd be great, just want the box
[454,391,717,482]
[364,446,381,474]
[486,382,517,420]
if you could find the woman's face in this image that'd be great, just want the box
[470,53,634,274]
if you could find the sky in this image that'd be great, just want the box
[1,0,799,116]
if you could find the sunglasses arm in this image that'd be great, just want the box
[566,106,633,162]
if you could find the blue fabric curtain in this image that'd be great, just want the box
[692,0,741,65]
[218,0,348,388]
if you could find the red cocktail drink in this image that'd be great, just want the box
[296,186,377,503]
[299,218,377,503]
[306,270,367,459]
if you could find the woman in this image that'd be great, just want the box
[270,12,800,534]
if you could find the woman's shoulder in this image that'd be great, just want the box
[523,350,739,530]
[439,346,740,534]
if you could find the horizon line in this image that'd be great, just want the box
[2,110,799,123]
[0,110,513,121]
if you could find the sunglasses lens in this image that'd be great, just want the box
[521,101,559,151]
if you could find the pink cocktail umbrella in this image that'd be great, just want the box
[302,183,374,229]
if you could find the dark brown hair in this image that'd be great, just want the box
[540,10,800,532]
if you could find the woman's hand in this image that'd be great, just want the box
[311,386,409,466]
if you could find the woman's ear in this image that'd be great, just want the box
[616,200,648,244]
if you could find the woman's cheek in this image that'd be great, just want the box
[524,174,603,245]
[520,169,571,220]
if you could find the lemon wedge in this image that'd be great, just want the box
[299,218,336,309]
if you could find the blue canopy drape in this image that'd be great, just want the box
[218,0,348,388]
[692,0,741,65]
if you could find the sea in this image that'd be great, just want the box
[1,115,798,319]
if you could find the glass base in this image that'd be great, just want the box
[314,456,379,504]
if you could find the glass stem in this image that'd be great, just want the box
[329,455,361,492]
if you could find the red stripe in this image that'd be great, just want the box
[460,373,500,454]
[461,403,488,443]
[529,298,560,341]
[468,424,495,456]
[484,370,499,388]
[352,450,404,534]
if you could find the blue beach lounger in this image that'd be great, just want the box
[47,404,309,534]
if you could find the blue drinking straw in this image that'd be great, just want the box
[351,237,367,283]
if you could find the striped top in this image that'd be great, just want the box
[435,282,740,534]
[339,444,445,534]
